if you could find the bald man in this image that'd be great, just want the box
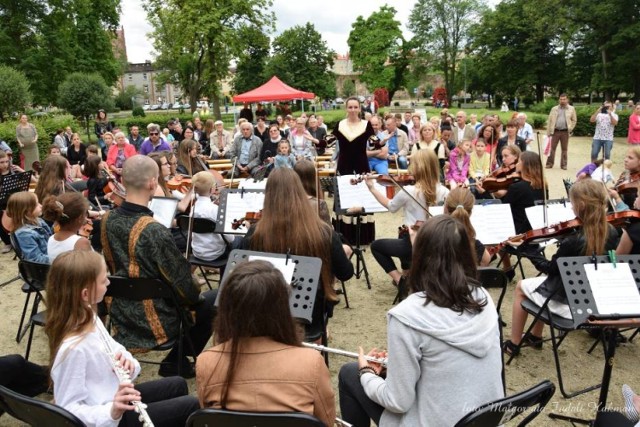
[100,155,216,378]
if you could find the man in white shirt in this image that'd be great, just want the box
[451,111,476,145]
[516,113,534,148]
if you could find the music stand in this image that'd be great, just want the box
[333,177,372,289]
[0,171,32,210]
[218,249,321,325]
[215,188,265,235]
[549,255,640,426]
[0,171,32,288]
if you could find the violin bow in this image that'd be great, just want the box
[386,174,433,218]
[314,153,321,216]
[228,156,238,189]
[536,132,549,227]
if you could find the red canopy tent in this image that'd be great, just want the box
[232,76,315,103]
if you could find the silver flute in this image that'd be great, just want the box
[96,320,154,427]
[303,343,388,366]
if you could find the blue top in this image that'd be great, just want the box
[13,219,53,264]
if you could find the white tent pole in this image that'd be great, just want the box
[301,98,304,112]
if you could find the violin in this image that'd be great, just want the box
[490,163,516,179]
[480,173,521,192]
[231,211,262,230]
[350,174,416,187]
[101,169,126,207]
[398,221,425,239]
[167,175,192,193]
[614,171,640,194]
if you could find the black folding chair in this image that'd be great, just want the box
[187,408,326,427]
[454,380,556,426]
[177,215,230,290]
[15,260,50,361]
[105,276,197,376]
[0,385,84,427]
[506,291,602,399]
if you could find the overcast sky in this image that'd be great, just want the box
[121,0,418,63]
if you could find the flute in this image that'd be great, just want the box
[303,343,388,366]
[96,319,154,427]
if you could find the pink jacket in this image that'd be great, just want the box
[629,113,640,144]
[447,148,470,183]
[106,143,136,167]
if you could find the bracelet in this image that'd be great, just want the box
[358,366,377,377]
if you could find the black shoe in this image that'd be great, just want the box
[502,340,520,357]
[522,334,543,349]
[505,268,516,282]
[158,360,195,379]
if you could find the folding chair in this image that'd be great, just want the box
[454,380,556,426]
[0,385,84,427]
[177,215,230,290]
[105,276,197,376]
[14,258,49,345]
[506,291,601,399]
[187,408,325,427]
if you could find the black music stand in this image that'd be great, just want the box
[214,188,265,235]
[218,249,321,325]
[548,255,640,426]
[333,177,372,289]
[0,171,32,288]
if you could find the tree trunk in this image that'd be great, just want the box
[535,84,544,103]
[212,96,222,120]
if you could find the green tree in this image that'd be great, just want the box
[0,66,32,122]
[115,86,144,111]
[341,80,356,97]
[233,26,270,94]
[410,0,487,104]
[265,23,336,100]
[347,5,412,100]
[58,73,114,139]
[146,0,273,118]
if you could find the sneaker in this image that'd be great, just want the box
[1,244,12,254]
[622,385,640,422]
[158,360,195,379]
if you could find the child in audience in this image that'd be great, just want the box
[274,140,296,169]
[6,191,51,263]
[446,139,471,189]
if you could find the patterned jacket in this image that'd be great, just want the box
[101,201,201,350]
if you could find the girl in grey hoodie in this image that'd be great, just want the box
[338,216,504,426]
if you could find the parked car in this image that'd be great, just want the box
[149,104,160,110]
[335,98,345,104]
[171,102,181,109]
[143,104,151,110]
[160,102,170,110]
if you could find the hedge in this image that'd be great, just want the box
[0,115,78,163]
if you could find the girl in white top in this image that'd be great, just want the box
[364,149,449,288]
[41,192,92,262]
[45,251,199,427]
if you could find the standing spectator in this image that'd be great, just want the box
[128,125,144,152]
[239,103,254,123]
[546,94,577,170]
[590,101,619,161]
[255,103,268,121]
[93,109,112,154]
[15,114,39,171]
[628,103,640,145]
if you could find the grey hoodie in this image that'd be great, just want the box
[361,287,504,426]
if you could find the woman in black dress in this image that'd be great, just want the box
[333,97,374,175]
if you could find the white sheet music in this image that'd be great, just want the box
[222,191,265,234]
[248,255,295,284]
[525,203,575,230]
[239,179,268,190]
[584,263,640,315]
[148,197,179,228]
[336,175,388,213]
[427,204,515,245]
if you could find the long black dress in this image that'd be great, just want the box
[333,119,374,175]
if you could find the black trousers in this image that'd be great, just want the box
[370,234,412,274]
[338,363,384,427]
[0,354,48,398]
[121,377,199,427]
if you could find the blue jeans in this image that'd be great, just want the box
[389,155,408,169]
[591,139,613,161]
[369,157,389,174]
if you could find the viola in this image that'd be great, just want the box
[231,211,262,230]
[480,173,521,192]
[614,171,640,194]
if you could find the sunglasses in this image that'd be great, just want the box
[149,132,159,136]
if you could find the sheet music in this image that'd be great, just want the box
[148,197,178,228]
[525,203,575,230]
[584,263,640,315]
[222,191,265,234]
[239,179,268,190]
[248,255,295,284]
[336,175,388,213]
[427,204,515,245]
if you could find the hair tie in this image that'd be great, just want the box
[55,200,69,219]
[456,204,464,209]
